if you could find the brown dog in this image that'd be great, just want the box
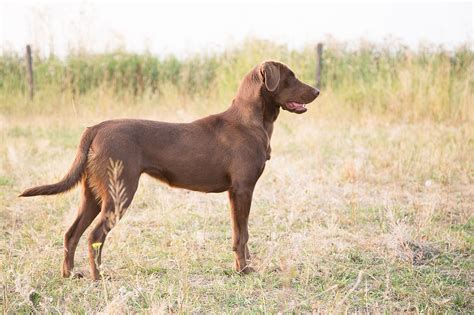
[20,61,319,280]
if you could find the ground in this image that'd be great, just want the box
[0,102,472,313]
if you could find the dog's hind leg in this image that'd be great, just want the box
[62,180,100,278]
[87,170,139,280]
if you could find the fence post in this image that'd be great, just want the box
[316,42,323,89]
[26,44,34,100]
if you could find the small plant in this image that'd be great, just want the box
[106,158,128,231]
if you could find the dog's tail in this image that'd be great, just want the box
[19,127,97,197]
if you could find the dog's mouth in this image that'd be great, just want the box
[283,101,307,114]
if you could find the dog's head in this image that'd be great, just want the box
[259,61,319,114]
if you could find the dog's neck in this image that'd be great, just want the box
[226,69,280,160]
[230,96,279,128]
[229,68,280,139]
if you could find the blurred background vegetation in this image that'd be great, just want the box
[1,39,472,121]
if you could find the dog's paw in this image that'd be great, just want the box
[238,266,256,275]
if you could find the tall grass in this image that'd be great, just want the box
[0,39,472,121]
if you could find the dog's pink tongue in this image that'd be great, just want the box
[287,102,305,110]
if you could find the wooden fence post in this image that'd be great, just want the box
[316,43,323,89]
[26,45,34,100]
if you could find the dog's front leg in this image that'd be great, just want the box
[228,185,255,274]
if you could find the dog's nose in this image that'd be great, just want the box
[313,88,320,98]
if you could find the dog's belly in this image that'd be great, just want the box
[143,163,230,193]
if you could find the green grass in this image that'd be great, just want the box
[0,39,473,312]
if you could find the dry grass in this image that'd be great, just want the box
[1,93,473,312]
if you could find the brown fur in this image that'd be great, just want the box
[20,61,319,280]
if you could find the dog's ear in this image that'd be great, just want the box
[260,62,280,92]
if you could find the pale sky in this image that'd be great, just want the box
[1,1,472,57]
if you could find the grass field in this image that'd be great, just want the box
[1,41,473,313]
